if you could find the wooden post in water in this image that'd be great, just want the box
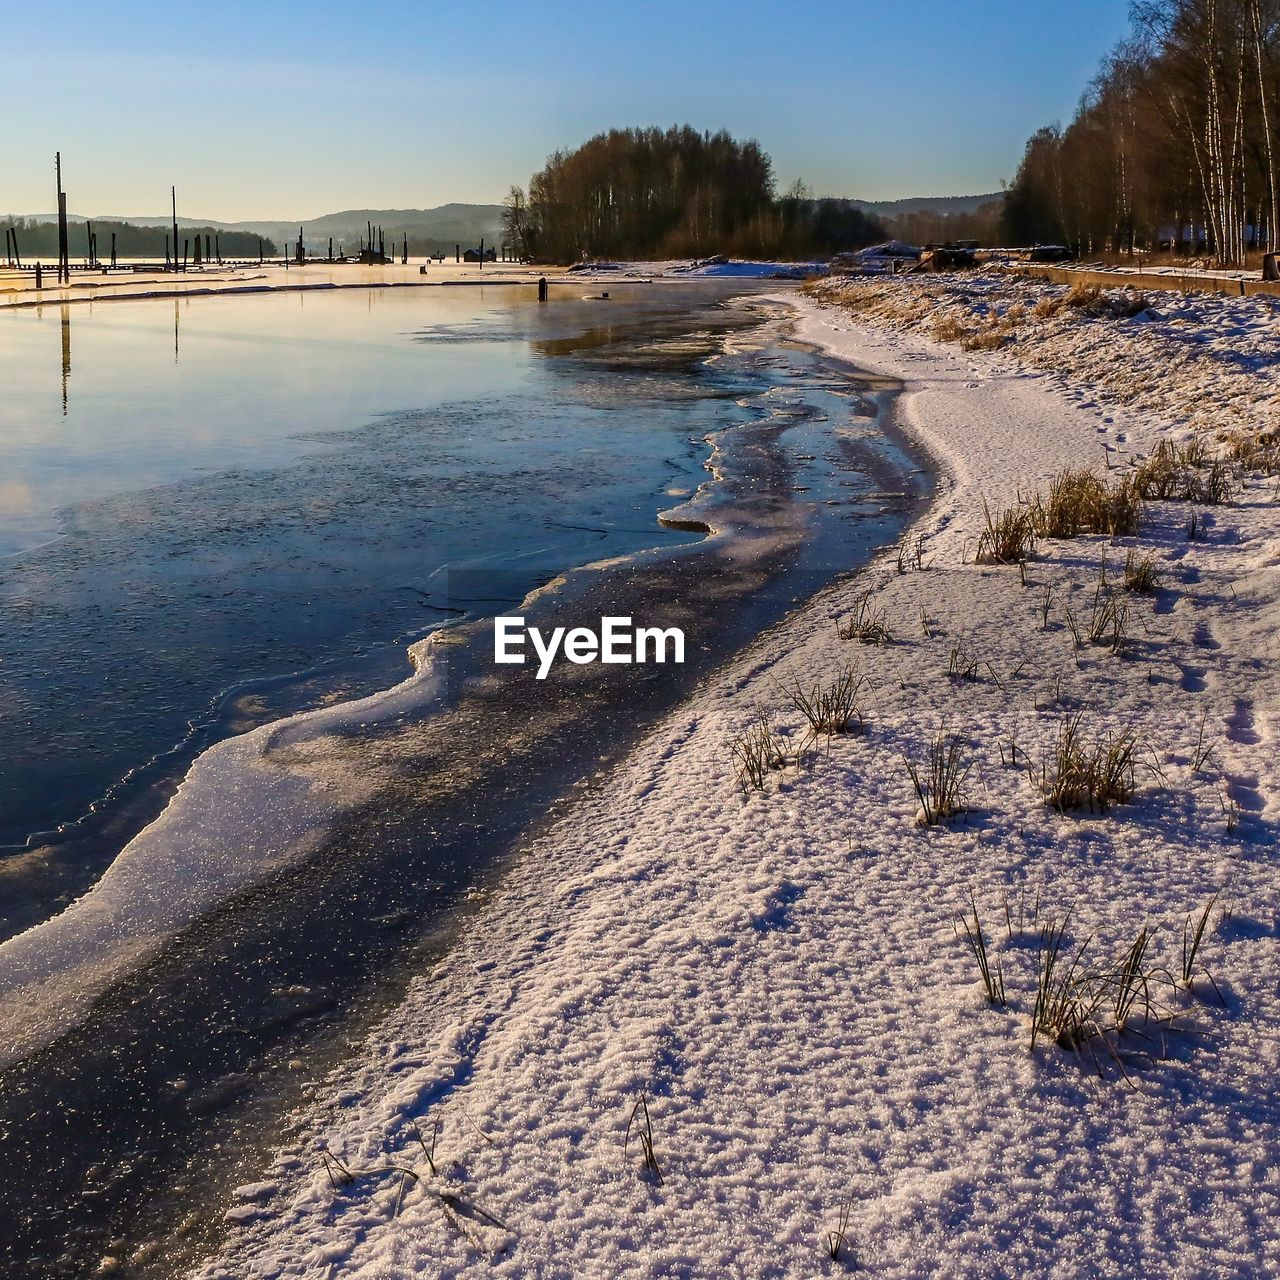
[538,276,548,302]
[205,234,211,262]
[455,243,460,263]
[183,238,189,270]
[165,234,171,268]
[11,228,20,268]
[478,237,484,270]
[258,238,264,263]
[55,152,70,284]
[110,231,117,268]
[35,262,42,288]
[328,236,333,261]
[172,186,181,272]
[193,234,202,266]
[215,234,221,264]
[402,232,407,264]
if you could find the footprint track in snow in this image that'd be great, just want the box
[1177,662,1209,694]
[1221,698,1271,820]
[1194,620,1222,651]
[1227,698,1261,746]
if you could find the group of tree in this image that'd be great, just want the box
[1004,0,1280,266]
[0,217,275,260]
[884,200,1004,248]
[503,126,886,262]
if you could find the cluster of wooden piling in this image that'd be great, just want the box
[356,221,388,265]
[3,151,534,287]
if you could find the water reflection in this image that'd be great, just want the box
[60,304,70,415]
[0,284,769,858]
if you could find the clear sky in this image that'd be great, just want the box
[4,0,1132,220]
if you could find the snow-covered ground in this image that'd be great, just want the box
[194,276,1280,1280]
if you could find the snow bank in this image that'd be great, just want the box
[808,267,1280,440]
[194,286,1280,1279]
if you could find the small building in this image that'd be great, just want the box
[462,247,497,262]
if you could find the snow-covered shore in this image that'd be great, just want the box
[195,278,1280,1280]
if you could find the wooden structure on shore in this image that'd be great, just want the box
[1007,261,1280,300]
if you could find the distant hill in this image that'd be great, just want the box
[5,196,1004,256]
[848,193,1004,217]
[217,205,507,253]
[3,204,506,255]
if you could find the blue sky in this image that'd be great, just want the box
[5,0,1132,219]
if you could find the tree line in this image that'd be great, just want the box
[1004,0,1280,265]
[1,217,276,259]
[503,126,886,263]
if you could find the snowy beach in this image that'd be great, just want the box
[191,272,1280,1280]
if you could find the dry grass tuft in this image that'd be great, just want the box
[825,1203,854,1264]
[961,325,1012,352]
[732,715,791,793]
[837,590,894,644]
[1223,428,1280,475]
[1024,910,1220,1081]
[977,501,1036,564]
[1035,715,1144,812]
[1065,282,1104,312]
[1180,895,1224,1001]
[783,665,868,739]
[1122,548,1162,593]
[896,534,928,573]
[1061,283,1150,319]
[1134,440,1233,505]
[908,733,970,826]
[932,315,971,343]
[947,638,980,682]
[1031,468,1143,538]
[960,893,1006,1007]
[624,1094,663,1185]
